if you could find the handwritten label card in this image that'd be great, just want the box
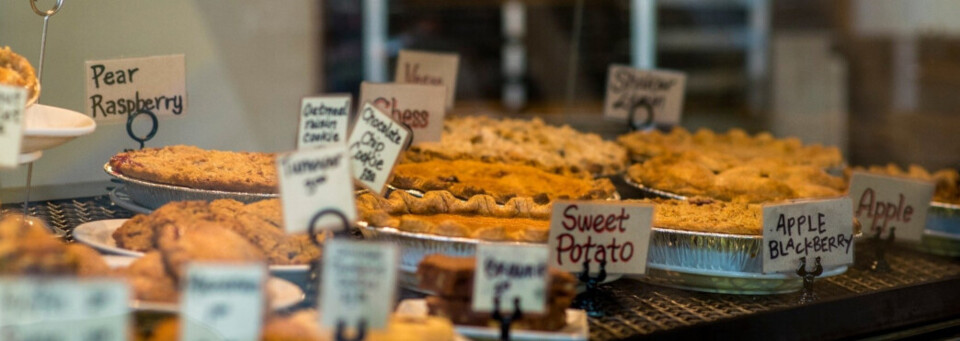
[0,85,26,168]
[297,95,351,149]
[547,201,654,274]
[277,145,356,234]
[395,49,460,109]
[181,263,266,341]
[321,240,398,330]
[603,65,686,125]
[359,82,446,144]
[0,278,129,341]
[848,172,935,242]
[472,244,549,313]
[762,198,855,274]
[85,54,186,122]
[347,102,412,194]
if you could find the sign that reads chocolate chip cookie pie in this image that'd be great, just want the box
[0,85,26,168]
[277,144,357,233]
[321,240,398,331]
[604,65,686,126]
[181,262,266,341]
[359,82,446,144]
[547,201,654,274]
[762,198,855,274]
[0,278,130,341]
[395,49,460,109]
[472,243,549,313]
[347,102,412,194]
[297,94,351,149]
[85,54,186,122]
[848,172,935,242]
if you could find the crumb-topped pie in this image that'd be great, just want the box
[109,145,278,193]
[847,163,960,204]
[0,47,39,104]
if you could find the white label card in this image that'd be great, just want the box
[762,198,855,274]
[347,102,412,194]
[395,49,460,109]
[603,65,686,125]
[181,263,266,341]
[297,95,351,149]
[85,54,187,122]
[848,172,935,242]
[0,278,129,341]
[277,145,357,234]
[547,201,654,274]
[472,244,549,313]
[321,240,398,331]
[359,82,446,144]
[0,85,26,169]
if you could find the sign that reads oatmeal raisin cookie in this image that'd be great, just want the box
[347,102,412,194]
[547,201,653,274]
[277,144,356,233]
[604,65,686,125]
[0,85,26,168]
[0,278,130,341]
[85,54,186,122]
[359,82,446,144]
[472,243,549,313]
[297,94,351,149]
[321,240,398,331]
[181,262,266,341]
[762,198,855,274]
[848,172,934,242]
[395,49,459,109]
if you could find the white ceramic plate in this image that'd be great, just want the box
[21,104,96,154]
[396,299,589,341]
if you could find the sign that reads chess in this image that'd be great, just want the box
[547,201,654,274]
[762,198,855,274]
[472,244,549,313]
[321,240,398,330]
[0,278,130,341]
[181,263,266,341]
[347,102,412,194]
[848,172,935,242]
[395,49,460,109]
[297,95,351,149]
[603,65,686,125]
[85,54,187,122]
[277,145,356,234]
[359,82,446,144]
[0,85,26,168]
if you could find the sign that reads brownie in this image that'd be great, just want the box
[85,54,186,122]
[0,85,26,168]
[762,198,855,274]
[472,244,549,313]
[277,145,356,233]
[848,172,935,242]
[604,65,686,125]
[359,82,446,144]
[0,278,130,341]
[395,49,460,109]
[181,263,266,341]
[347,102,412,194]
[547,201,654,274]
[321,240,398,331]
[297,95,351,149]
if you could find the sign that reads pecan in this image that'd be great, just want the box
[321,240,398,331]
[472,243,549,313]
[0,278,130,341]
[297,94,351,149]
[181,262,267,341]
[848,172,935,242]
[547,201,653,274]
[277,144,356,234]
[85,54,186,122]
[395,49,460,109]
[0,85,26,168]
[347,102,412,194]
[603,65,686,125]
[762,198,855,274]
[359,82,446,144]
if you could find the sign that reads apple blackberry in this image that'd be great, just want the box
[277,144,356,234]
[848,172,935,242]
[347,102,412,194]
[297,94,351,148]
[604,65,686,125]
[762,198,855,273]
[181,263,266,341]
[0,85,26,168]
[472,244,549,313]
[359,82,446,144]
[85,54,186,122]
[321,240,398,331]
[547,201,653,274]
[395,49,460,109]
[0,278,130,341]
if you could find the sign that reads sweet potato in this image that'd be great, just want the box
[181,263,266,341]
[547,201,653,274]
[321,240,398,331]
[0,85,26,168]
[762,198,855,274]
[347,102,412,194]
[603,65,686,125]
[277,144,356,234]
[85,54,186,122]
[848,172,935,242]
[472,243,549,313]
[359,82,446,144]
[297,95,351,149]
[395,49,459,109]
[0,278,130,341]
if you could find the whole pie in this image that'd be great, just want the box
[0,46,39,104]
[847,164,960,204]
[109,145,277,193]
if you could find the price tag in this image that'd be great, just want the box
[848,172,935,242]
[321,240,398,330]
[277,145,356,234]
[297,95,351,149]
[347,102,412,194]
[359,82,446,144]
[85,54,187,122]
[0,278,129,341]
[0,85,26,169]
[762,198,855,274]
[472,243,549,313]
[603,65,686,125]
[547,201,654,274]
[181,262,266,341]
[395,49,460,109]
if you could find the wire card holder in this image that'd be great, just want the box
[573,259,608,317]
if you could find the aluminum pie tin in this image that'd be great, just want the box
[921,201,960,256]
[622,174,688,200]
[387,185,622,201]
[104,163,277,209]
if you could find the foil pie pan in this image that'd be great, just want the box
[104,163,277,209]
[921,202,960,256]
[388,185,622,201]
[621,174,688,200]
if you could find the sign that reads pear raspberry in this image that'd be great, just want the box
[547,201,653,274]
[181,263,266,341]
[0,278,130,341]
[472,244,549,313]
[604,65,686,125]
[359,82,446,144]
[0,85,26,168]
[297,95,351,149]
[347,102,412,194]
[762,198,855,274]
[321,240,398,330]
[848,172,935,242]
[277,145,356,234]
[395,49,460,109]
[85,54,186,122]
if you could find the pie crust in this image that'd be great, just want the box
[109,145,278,193]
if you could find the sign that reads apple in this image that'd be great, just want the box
[603,65,686,125]
[0,85,26,168]
[395,49,459,109]
[297,95,351,149]
[347,102,412,194]
[359,82,446,144]
[472,244,549,313]
[277,144,356,234]
[547,201,653,274]
[848,172,935,242]
[762,198,855,274]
